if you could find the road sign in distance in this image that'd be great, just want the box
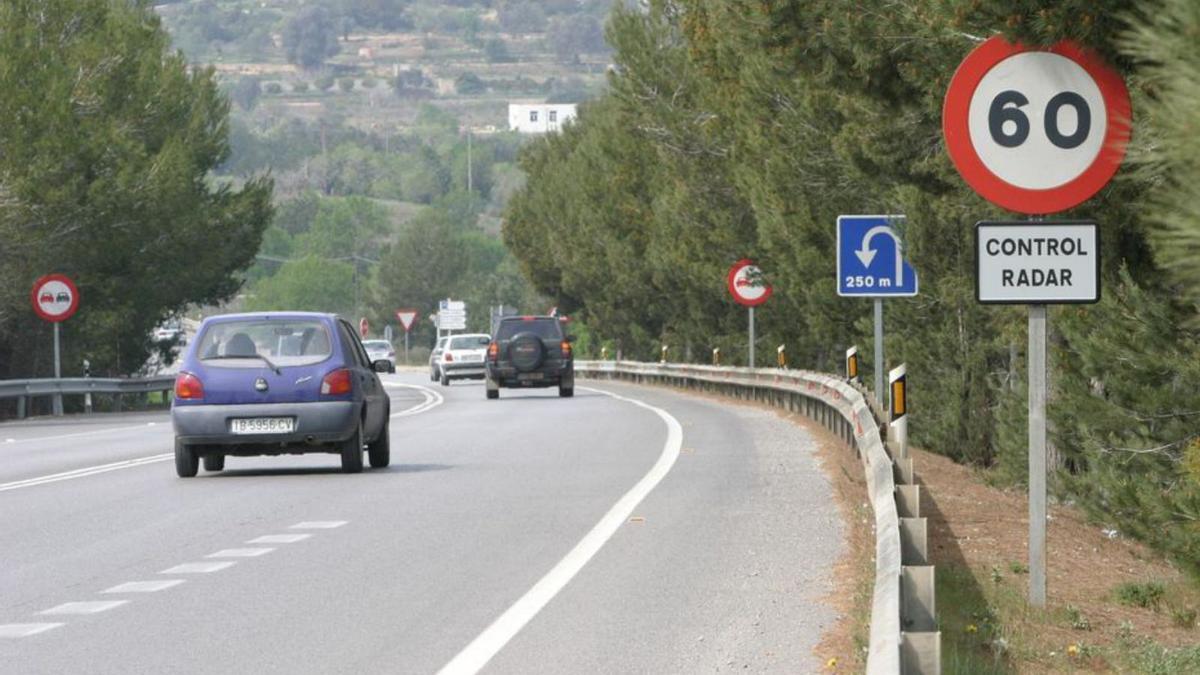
[975,221,1099,304]
[359,317,369,338]
[439,299,465,311]
[837,215,919,297]
[727,259,772,307]
[944,37,1131,214]
[32,274,80,323]
[396,309,419,332]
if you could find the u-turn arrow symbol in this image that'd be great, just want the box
[855,226,904,287]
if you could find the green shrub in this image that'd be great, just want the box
[292,80,309,93]
[1114,581,1166,609]
[263,82,282,94]
[315,75,335,91]
[338,78,355,92]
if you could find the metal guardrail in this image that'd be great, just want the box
[576,361,940,675]
[0,376,176,418]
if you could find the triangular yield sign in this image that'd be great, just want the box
[395,309,418,331]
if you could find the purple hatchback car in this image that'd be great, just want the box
[171,313,392,477]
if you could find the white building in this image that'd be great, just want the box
[508,103,577,134]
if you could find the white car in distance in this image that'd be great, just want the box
[438,334,491,386]
[362,340,396,373]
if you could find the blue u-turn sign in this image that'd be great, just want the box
[836,215,919,297]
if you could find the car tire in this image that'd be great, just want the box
[340,422,364,474]
[559,385,574,398]
[368,418,390,469]
[440,371,450,387]
[430,367,438,382]
[202,452,225,472]
[174,438,199,478]
[486,388,499,400]
[388,364,396,374]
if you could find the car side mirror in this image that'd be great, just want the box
[372,360,392,373]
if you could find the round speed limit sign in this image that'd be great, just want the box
[943,37,1131,214]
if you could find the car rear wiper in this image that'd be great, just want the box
[203,354,282,375]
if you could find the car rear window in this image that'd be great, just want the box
[362,340,391,350]
[196,319,332,367]
[449,335,490,349]
[496,318,562,341]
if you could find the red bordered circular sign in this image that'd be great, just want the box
[943,36,1131,214]
[31,274,80,323]
[727,259,772,307]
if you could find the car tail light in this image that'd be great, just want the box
[388,351,395,358]
[444,352,454,362]
[321,368,353,396]
[174,372,204,400]
[561,340,572,357]
[487,343,499,362]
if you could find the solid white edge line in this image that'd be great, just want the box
[0,623,64,637]
[435,385,683,675]
[387,383,444,418]
[0,454,173,493]
[0,381,440,495]
[0,421,170,447]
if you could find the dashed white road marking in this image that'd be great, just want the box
[247,534,311,544]
[436,386,684,675]
[0,623,63,638]
[206,547,274,558]
[41,601,128,616]
[103,580,185,593]
[0,453,172,493]
[161,561,236,574]
[290,520,348,530]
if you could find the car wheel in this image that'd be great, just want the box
[202,452,225,472]
[388,364,396,374]
[368,418,390,469]
[340,422,364,474]
[174,438,199,478]
[486,388,499,399]
[559,385,574,398]
[440,371,450,387]
[430,367,438,382]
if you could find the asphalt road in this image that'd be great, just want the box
[0,373,844,674]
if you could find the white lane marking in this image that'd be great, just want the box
[0,623,64,638]
[290,520,348,530]
[0,453,172,493]
[387,383,444,418]
[247,533,312,544]
[437,386,684,675]
[103,580,185,593]
[0,421,169,447]
[41,601,128,616]
[160,562,236,574]
[206,547,274,558]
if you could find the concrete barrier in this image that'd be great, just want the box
[576,361,940,674]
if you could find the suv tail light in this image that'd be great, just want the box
[487,342,499,362]
[174,372,204,400]
[321,368,353,396]
[561,340,572,357]
[444,352,454,362]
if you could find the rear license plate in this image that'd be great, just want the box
[230,417,295,435]
[463,354,483,362]
[517,372,544,381]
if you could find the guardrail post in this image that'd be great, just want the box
[896,484,920,518]
[113,393,123,413]
[900,517,928,565]
[901,565,936,631]
[901,631,941,675]
[17,395,27,419]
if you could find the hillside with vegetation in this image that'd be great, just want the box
[157,0,616,346]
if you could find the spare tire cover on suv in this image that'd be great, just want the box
[508,332,545,372]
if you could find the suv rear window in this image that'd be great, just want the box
[197,319,332,367]
[496,318,562,341]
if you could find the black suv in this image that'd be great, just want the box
[485,316,574,399]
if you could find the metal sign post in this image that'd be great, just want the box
[1028,303,1048,607]
[874,299,884,406]
[53,323,62,416]
[748,306,755,368]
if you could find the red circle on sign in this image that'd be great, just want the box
[31,274,80,323]
[359,317,370,338]
[727,259,772,307]
[943,36,1131,214]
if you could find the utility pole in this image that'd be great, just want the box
[466,130,473,194]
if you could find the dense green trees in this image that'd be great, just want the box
[283,6,341,70]
[0,0,272,382]
[503,0,1200,576]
